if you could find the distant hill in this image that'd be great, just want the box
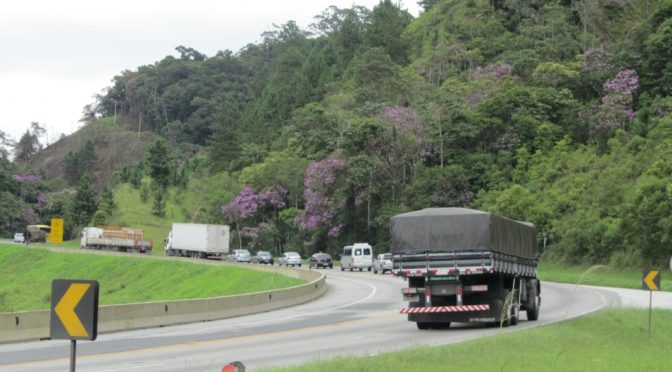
[28,117,157,190]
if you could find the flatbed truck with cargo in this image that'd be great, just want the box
[80,226,152,254]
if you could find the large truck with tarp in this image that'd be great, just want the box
[391,208,541,329]
[164,223,230,259]
[80,226,152,254]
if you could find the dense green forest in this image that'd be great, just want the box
[2,0,672,267]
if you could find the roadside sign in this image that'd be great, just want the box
[642,268,661,336]
[49,218,64,243]
[642,269,661,291]
[50,280,99,340]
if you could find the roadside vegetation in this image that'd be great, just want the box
[0,245,305,312]
[267,308,672,371]
[539,262,671,292]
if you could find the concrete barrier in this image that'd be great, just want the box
[0,255,326,344]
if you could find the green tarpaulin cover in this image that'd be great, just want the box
[390,208,538,259]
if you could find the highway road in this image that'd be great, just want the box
[0,268,665,371]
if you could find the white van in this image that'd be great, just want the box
[341,243,373,272]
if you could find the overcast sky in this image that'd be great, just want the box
[0,0,420,146]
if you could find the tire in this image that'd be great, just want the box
[368,266,372,272]
[436,322,451,329]
[416,322,430,330]
[341,266,345,271]
[373,268,377,274]
[527,285,540,321]
[511,308,519,326]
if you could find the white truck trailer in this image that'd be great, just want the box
[164,223,230,259]
[80,226,152,254]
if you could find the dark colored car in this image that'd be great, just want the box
[309,253,333,269]
[252,251,274,265]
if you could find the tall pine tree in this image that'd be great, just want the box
[70,173,98,226]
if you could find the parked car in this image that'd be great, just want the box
[309,253,333,269]
[13,233,25,244]
[373,253,393,274]
[252,251,274,265]
[279,252,302,267]
[227,249,251,263]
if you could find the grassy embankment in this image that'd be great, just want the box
[0,245,304,312]
[267,308,672,371]
[108,182,190,254]
[538,262,671,292]
[55,172,236,255]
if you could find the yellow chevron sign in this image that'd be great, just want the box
[642,269,661,291]
[50,280,99,340]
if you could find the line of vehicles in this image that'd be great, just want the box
[14,206,540,332]
[16,220,394,273]
[12,225,51,244]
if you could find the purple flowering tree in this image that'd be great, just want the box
[222,186,289,250]
[590,69,639,145]
[295,155,347,235]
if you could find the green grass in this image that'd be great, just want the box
[538,262,671,292]
[106,175,236,256]
[0,245,305,312]
[109,182,190,255]
[267,308,672,371]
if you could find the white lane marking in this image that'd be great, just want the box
[133,274,379,336]
[94,362,164,372]
[329,275,378,311]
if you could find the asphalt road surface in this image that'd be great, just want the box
[0,268,668,371]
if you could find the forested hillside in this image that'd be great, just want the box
[3,0,672,266]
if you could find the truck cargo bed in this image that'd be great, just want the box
[393,250,537,277]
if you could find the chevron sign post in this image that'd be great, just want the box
[50,279,99,372]
[642,268,661,336]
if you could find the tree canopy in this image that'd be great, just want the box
[4,0,672,266]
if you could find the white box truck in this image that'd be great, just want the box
[165,223,230,259]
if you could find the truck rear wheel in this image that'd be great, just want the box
[526,285,540,321]
[416,322,430,330]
